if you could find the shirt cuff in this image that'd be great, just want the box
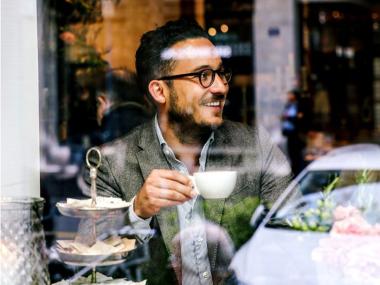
[128,196,153,242]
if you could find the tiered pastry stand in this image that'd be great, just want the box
[55,147,136,283]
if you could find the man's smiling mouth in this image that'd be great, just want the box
[204,101,222,107]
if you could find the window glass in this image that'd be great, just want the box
[30,1,380,284]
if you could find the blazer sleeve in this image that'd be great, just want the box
[256,125,293,207]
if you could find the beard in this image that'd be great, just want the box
[167,89,214,144]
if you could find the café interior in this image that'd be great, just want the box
[2,0,380,284]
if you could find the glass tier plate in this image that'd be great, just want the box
[56,244,135,267]
[56,202,129,218]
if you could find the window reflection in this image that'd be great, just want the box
[33,0,380,284]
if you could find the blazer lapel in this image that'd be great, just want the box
[136,121,179,254]
[136,120,170,179]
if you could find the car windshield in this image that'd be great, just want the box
[267,169,380,233]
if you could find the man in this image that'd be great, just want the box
[94,70,153,144]
[84,19,292,284]
[281,89,305,175]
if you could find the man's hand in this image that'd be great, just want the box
[134,169,196,219]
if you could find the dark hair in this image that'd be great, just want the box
[135,18,210,96]
[96,69,143,105]
[288,89,302,101]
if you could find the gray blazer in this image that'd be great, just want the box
[84,119,292,284]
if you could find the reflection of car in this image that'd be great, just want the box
[230,144,380,285]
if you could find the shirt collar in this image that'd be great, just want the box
[154,114,214,148]
[154,115,166,146]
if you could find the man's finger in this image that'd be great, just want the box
[154,188,192,202]
[151,177,194,198]
[152,169,192,186]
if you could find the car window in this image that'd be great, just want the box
[299,170,380,195]
[266,169,380,233]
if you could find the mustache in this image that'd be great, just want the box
[200,94,226,104]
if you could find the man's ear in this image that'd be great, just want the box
[97,94,108,107]
[96,93,110,125]
[148,80,167,104]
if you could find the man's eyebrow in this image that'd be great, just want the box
[191,65,210,72]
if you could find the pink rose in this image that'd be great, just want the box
[332,218,368,235]
[333,205,361,221]
[331,206,380,235]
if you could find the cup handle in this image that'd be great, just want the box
[188,175,199,195]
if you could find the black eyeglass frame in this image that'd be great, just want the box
[157,68,232,88]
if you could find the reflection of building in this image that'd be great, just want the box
[299,0,379,141]
[254,0,380,144]
[254,0,298,144]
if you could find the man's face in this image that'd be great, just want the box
[163,38,229,128]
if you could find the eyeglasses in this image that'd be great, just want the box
[157,68,232,88]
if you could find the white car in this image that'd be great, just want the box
[230,144,380,285]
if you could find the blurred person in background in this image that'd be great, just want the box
[281,89,306,175]
[94,69,153,144]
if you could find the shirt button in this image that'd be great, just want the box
[202,271,209,279]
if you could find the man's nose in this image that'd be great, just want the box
[209,73,229,94]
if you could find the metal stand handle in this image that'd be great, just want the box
[86,147,102,207]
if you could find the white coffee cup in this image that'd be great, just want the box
[192,171,237,199]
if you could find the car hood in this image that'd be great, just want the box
[230,227,380,285]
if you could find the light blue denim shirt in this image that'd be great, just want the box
[129,115,214,285]
[155,116,215,285]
